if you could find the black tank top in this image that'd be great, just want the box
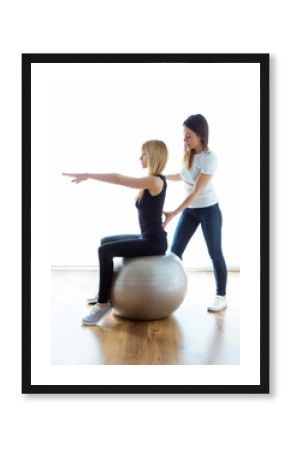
[135,174,167,240]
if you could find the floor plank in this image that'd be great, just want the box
[51,270,239,365]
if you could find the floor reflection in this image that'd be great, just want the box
[51,270,240,365]
[87,314,183,365]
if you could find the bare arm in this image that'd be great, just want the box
[62,172,161,191]
[165,173,182,181]
[163,173,213,227]
[172,173,213,214]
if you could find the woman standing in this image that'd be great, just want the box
[163,114,227,312]
[63,139,168,325]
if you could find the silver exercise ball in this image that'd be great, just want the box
[111,252,187,320]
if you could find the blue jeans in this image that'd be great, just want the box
[171,203,227,296]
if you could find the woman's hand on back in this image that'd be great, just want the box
[162,210,176,228]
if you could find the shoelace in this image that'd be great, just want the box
[89,304,111,316]
[89,304,101,315]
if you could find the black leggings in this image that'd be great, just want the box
[97,234,167,303]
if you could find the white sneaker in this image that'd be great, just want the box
[82,302,112,326]
[87,294,112,305]
[87,294,99,305]
[207,295,227,312]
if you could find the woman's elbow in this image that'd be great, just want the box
[113,173,122,184]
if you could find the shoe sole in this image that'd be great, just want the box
[86,297,112,305]
[82,308,112,326]
[207,304,227,313]
[87,299,98,305]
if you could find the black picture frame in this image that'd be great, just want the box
[22,53,269,394]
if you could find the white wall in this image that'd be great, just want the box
[31,62,257,269]
[3,0,290,449]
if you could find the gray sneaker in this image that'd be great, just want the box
[87,294,99,305]
[82,302,112,326]
[87,294,112,305]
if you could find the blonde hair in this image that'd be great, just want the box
[137,139,168,200]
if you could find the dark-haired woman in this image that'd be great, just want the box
[163,114,228,312]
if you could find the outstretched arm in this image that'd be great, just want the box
[62,172,161,191]
[163,173,213,228]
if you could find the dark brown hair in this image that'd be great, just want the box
[183,114,209,169]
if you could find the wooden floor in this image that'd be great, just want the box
[51,270,240,365]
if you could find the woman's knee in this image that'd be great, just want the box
[209,250,225,265]
[100,236,114,245]
[98,244,113,260]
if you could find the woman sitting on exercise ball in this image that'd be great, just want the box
[63,139,168,325]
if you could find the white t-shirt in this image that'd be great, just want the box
[180,149,218,208]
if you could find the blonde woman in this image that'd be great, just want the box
[63,140,168,325]
[163,114,228,312]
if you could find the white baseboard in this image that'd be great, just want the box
[51,265,240,272]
